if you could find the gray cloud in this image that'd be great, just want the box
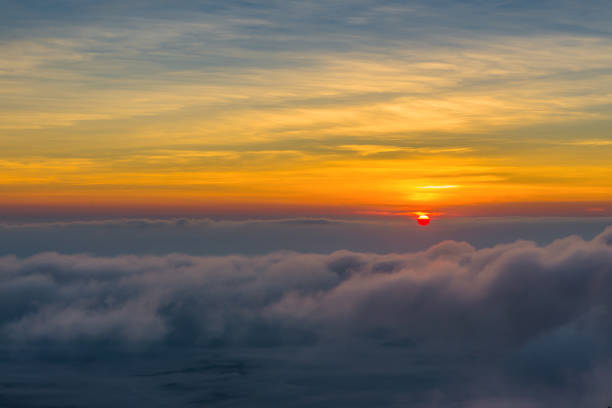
[3,226,612,345]
[2,226,612,406]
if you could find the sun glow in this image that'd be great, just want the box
[418,185,459,189]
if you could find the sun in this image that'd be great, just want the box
[417,214,431,226]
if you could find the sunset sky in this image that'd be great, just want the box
[4,2,612,407]
[2,0,612,217]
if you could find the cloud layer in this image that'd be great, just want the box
[2,226,612,406]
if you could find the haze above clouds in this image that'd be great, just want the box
[1,216,611,256]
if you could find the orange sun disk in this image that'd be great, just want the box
[417,214,431,226]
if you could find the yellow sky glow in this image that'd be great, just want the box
[1,22,611,217]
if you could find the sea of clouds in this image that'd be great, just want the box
[1,226,612,406]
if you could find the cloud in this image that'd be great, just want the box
[2,1,612,212]
[0,217,346,229]
[2,226,612,405]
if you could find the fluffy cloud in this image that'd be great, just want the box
[2,226,612,406]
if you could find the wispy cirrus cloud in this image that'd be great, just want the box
[1,0,612,215]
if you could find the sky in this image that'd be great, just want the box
[3,1,612,407]
[1,0,612,217]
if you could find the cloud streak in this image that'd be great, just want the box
[1,1,612,211]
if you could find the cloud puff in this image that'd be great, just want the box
[2,226,612,406]
[2,226,612,345]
